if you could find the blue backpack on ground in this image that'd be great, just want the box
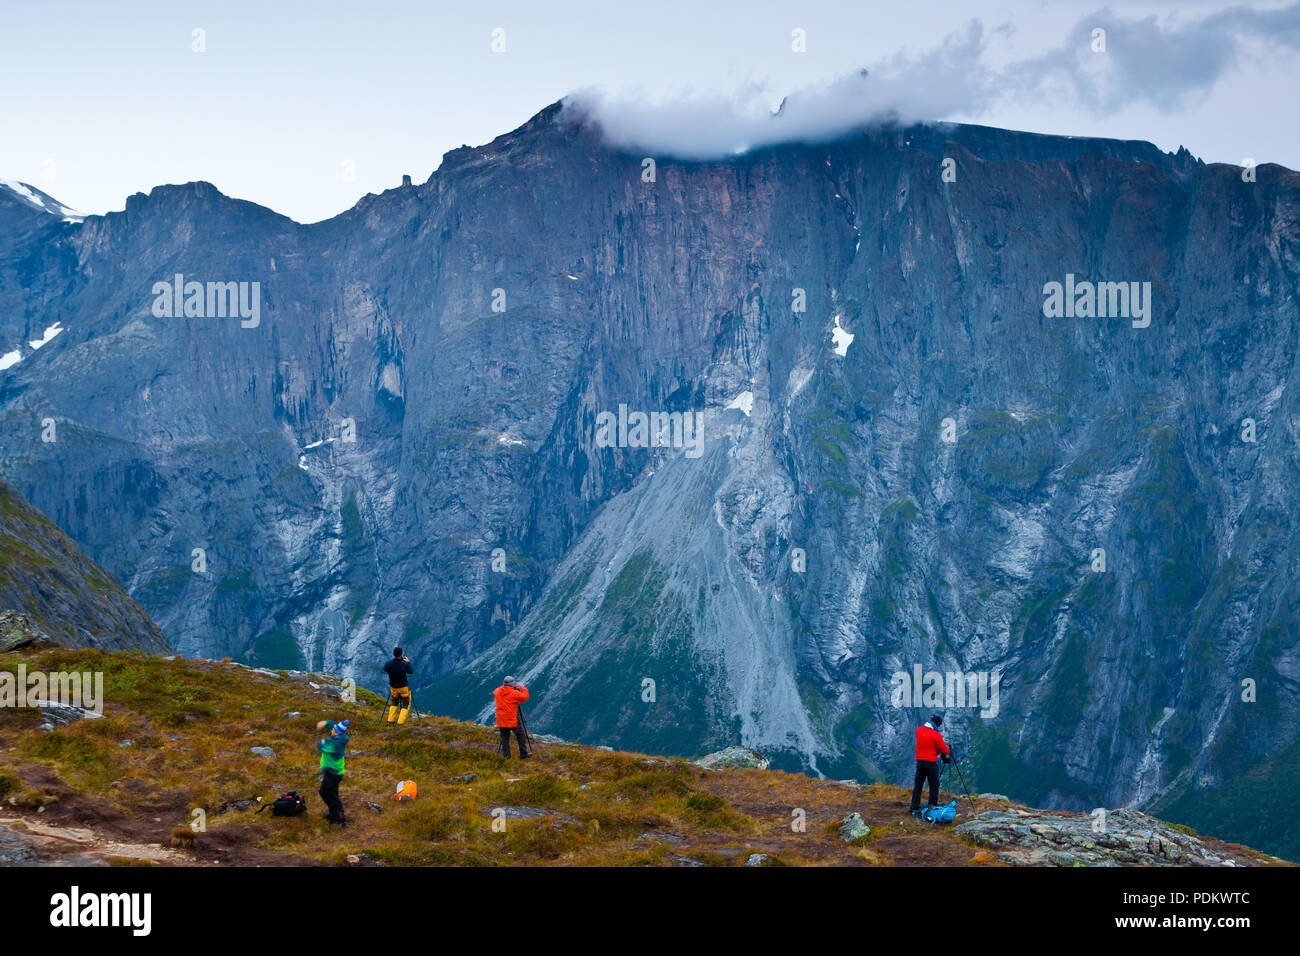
[919,800,957,824]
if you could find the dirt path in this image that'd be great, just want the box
[3,760,318,866]
[0,813,191,866]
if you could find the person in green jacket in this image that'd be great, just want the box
[315,719,349,826]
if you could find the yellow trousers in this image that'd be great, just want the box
[387,686,411,724]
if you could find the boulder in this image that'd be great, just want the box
[840,813,871,843]
[248,746,277,759]
[692,747,770,771]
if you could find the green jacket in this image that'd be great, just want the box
[317,722,349,775]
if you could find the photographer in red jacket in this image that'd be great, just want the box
[909,714,951,816]
[493,676,532,759]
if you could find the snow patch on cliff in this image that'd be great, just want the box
[830,316,854,357]
[0,178,84,220]
[726,390,754,416]
[29,323,63,350]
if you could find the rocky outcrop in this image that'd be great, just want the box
[955,808,1272,867]
[693,747,771,770]
[0,611,52,653]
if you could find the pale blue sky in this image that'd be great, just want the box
[2,0,1297,222]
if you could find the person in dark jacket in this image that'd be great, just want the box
[383,647,414,725]
[909,714,951,816]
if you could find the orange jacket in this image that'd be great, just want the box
[915,723,950,762]
[493,683,529,728]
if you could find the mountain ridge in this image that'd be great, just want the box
[10,98,1277,231]
[2,103,1298,858]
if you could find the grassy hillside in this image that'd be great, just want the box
[0,646,1284,867]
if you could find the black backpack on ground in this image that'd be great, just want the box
[256,791,308,816]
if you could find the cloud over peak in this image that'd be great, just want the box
[565,3,1300,160]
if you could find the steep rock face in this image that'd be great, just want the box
[0,481,168,651]
[1,107,1298,857]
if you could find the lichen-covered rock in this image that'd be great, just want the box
[693,747,770,771]
[954,809,1263,867]
[840,813,871,843]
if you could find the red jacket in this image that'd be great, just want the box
[915,723,950,761]
[493,683,528,728]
